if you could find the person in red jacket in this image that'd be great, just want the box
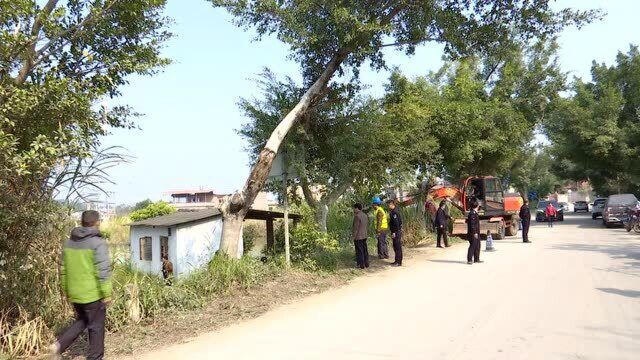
[545,202,557,228]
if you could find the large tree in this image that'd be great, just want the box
[546,46,640,195]
[211,0,598,256]
[239,70,409,231]
[382,40,565,185]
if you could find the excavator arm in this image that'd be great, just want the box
[427,185,465,212]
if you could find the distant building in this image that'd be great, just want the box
[163,188,275,211]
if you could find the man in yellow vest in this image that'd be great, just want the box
[372,197,389,259]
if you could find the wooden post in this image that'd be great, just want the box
[283,168,291,267]
[266,217,274,252]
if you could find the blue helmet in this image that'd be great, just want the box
[372,197,382,205]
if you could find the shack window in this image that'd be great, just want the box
[139,236,152,261]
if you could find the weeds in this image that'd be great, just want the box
[0,309,51,359]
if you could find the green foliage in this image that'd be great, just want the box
[212,1,597,81]
[133,199,153,211]
[129,201,176,222]
[242,223,260,254]
[290,222,341,271]
[546,46,640,195]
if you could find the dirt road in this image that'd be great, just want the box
[124,214,639,359]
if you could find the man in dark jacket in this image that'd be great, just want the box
[50,210,111,360]
[435,200,451,248]
[519,199,531,243]
[352,203,370,269]
[387,199,403,266]
[467,199,482,264]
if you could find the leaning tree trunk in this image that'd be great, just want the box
[217,49,351,256]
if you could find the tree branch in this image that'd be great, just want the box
[380,38,436,48]
[300,176,319,208]
[322,178,353,206]
[15,0,122,84]
[15,0,60,84]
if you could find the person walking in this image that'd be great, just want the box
[387,199,403,266]
[435,200,451,248]
[50,210,112,360]
[351,203,370,269]
[546,202,557,228]
[372,197,389,259]
[467,199,482,264]
[519,199,532,243]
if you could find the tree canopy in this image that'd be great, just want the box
[546,46,640,195]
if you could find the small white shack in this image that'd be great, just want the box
[129,208,300,277]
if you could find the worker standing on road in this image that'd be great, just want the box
[546,202,557,228]
[372,197,389,259]
[351,203,370,269]
[519,199,532,243]
[435,200,451,248]
[387,199,403,266]
[467,199,482,264]
[50,210,111,360]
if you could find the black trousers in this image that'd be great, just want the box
[437,226,449,247]
[467,235,481,263]
[58,300,106,360]
[354,239,369,268]
[522,220,530,242]
[392,232,403,265]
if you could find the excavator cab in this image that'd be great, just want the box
[463,176,505,215]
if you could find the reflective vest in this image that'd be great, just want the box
[375,207,389,231]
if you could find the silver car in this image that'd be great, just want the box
[591,198,607,219]
[574,201,589,212]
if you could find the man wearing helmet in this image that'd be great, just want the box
[372,197,389,259]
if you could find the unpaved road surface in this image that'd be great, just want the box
[123,214,640,359]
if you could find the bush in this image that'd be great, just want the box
[290,222,341,271]
[242,223,261,254]
[129,201,176,222]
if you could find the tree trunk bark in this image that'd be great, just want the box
[314,203,329,232]
[216,49,351,256]
[218,207,244,259]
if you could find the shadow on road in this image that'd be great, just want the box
[429,259,469,265]
[596,287,640,298]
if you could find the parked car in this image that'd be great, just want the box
[536,200,564,222]
[574,201,589,212]
[559,202,570,212]
[603,194,639,227]
[591,198,607,219]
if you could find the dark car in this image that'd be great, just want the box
[592,198,607,219]
[603,194,639,227]
[536,200,564,222]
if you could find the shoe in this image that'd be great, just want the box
[467,261,473,265]
[474,260,484,263]
[523,240,532,243]
[437,245,444,248]
[390,263,401,267]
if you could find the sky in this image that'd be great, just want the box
[102,0,640,205]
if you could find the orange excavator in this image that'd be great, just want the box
[427,176,523,239]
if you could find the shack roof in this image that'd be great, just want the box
[128,207,301,227]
